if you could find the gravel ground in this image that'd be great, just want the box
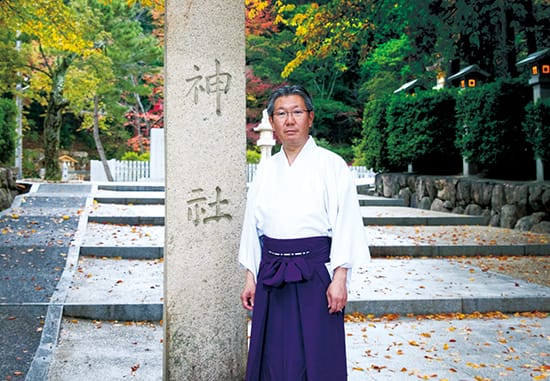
[450,255,550,288]
[0,306,47,381]
[0,202,83,381]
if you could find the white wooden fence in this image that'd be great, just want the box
[92,160,373,183]
[114,160,150,181]
[246,164,375,183]
[90,159,150,182]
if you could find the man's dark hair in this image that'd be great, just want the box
[266,85,314,116]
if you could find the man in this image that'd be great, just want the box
[239,85,369,381]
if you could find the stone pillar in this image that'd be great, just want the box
[463,157,470,177]
[533,83,545,181]
[164,1,247,380]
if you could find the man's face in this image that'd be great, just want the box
[269,95,314,150]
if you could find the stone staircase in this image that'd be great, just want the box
[348,190,550,316]
[17,182,550,380]
[26,184,165,381]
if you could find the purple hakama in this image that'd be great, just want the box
[246,236,347,381]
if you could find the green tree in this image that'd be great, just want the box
[66,0,162,179]
[1,0,94,179]
[1,0,162,180]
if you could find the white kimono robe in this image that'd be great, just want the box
[239,136,370,284]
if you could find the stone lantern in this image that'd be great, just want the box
[254,109,276,162]
[447,64,491,89]
[516,47,550,101]
[393,79,427,95]
[516,47,550,181]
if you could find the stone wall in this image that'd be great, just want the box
[0,168,19,212]
[372,173,550,234]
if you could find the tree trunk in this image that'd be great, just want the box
[93,95,114,181]
[523,0,538,53]
[43,57,72,180]
[131,75,150,154]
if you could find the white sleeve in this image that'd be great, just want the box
[238,169,263,282]
[326,157,371,278]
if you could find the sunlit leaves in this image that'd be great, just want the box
[276,1,372,78]
[246,0,280,36]
[2,0,91,54]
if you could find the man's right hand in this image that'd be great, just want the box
[240,270,256,311]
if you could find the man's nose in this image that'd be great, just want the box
[286,112,296,122]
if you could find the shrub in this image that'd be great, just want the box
[246,149,261,164]
[385,89,460,174]
[523,99,550,162]
[0,98,17,165]
[455,79,532,179]
[354,97,390,171]
[121,151,150,161]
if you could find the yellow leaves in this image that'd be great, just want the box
[473,376,491,381]
[296,25,308,37]
[291,13,309,28]
[16,0,91,54]
[246,0,269,20]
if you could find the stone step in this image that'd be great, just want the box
[347,258,550,316]
[63,303,163,322]
[45,318,163,381]
[88,203,165,225]
[358,194,404,207]
[97,184,165,192]
[93,190,165,204]
[64,256,163,321]
[80,246,164,259]
[361,206,485,226]
[364,225,550,257]
[94,197,164,205]
[81,223,164,248]
[87,215,165,225]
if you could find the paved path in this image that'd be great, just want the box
[0,181,548,381]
